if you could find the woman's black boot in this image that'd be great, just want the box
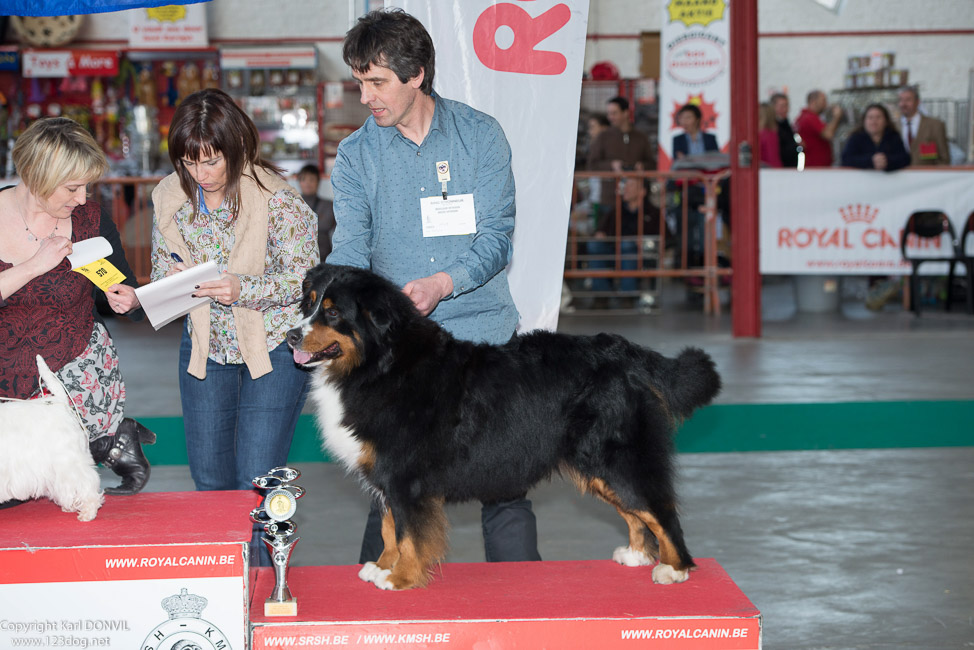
[89,418,157,495]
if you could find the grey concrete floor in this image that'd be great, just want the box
[100,277,974,649]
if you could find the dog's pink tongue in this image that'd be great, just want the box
[292,349,313,364]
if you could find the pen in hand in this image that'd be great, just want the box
[170,252,184,263]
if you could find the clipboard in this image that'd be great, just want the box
[134,261,222,330]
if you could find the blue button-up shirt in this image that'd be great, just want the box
[328,93,519,344]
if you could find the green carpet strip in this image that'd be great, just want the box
[138,400,974,466]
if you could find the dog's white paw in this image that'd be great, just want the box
[358,562,382,583]
[612,545,653,567]
[372,569,396,590]
[652,563,689,585]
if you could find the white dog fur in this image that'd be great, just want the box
[0,355,104,521]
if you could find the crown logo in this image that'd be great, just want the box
[161,588,208,620]
[839,203,879,224]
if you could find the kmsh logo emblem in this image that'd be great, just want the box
[141,588,232,650]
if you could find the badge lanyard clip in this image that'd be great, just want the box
[436,161,451,200]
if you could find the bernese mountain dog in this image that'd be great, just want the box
[287,264,721,591]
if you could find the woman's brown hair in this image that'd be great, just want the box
[167,88,282,220]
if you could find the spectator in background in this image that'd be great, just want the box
[897,86,950,166]
[771,92,799,168]
[758,102,783,167]
[296,164,336,259]
[588,176,661,309]
[672,103,719,158]
[840,103,910,172]
[588,96,654,211]
[795,90,843,167]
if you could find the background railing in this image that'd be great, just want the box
[566,169,731,314]
[93,176,164,285]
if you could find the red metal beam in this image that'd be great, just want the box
[730,0,761,337]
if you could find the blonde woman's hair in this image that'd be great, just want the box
[12,117,108,199]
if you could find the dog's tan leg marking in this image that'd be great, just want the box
[357,442,376,477]
[375,507,400,570]
[359,506,400,584]
[632,509,690,584]
[374,499,448,590]
[574,475,659,566]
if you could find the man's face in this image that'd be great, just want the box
[773,97,789,120]
[298,173,319,196]
[606,102,627,129]
[898,90,918,118]
[677,109,700,133]
[353,63,424,129]
[810,93,827,113]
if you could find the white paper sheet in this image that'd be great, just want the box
[66,236,113,269]
[134,261,221,330]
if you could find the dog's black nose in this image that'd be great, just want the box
[286,327,303,349]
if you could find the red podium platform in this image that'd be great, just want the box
[250,559,761,649]
[0,491,257,649]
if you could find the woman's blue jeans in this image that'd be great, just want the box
[178,325,310,564]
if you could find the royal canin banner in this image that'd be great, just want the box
[658,0,731,170]
[396,0,590,333]
[22,49,118,78]
[760,169,974,275]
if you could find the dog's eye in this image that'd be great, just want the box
[324,308,339,319]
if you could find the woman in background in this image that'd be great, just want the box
[841,104,911,171]
[0,117,153,498]
[758,102,783,167]
[150,89,318,563]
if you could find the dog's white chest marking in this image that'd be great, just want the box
[309,375,363,474]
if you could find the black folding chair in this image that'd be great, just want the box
[899,211,965,315]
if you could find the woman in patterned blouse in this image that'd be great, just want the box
[149,89,318,564]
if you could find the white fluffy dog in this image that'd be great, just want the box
[0,355,104,521]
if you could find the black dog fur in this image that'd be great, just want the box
[288,263,721,590]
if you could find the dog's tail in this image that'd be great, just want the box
[665,347,721,420]
[35,355,70,402]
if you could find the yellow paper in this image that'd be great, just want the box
[73,258,126,291]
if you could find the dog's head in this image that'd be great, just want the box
[287,264,418,376]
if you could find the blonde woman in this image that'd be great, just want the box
[0,117,154,499]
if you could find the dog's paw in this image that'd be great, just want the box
[612,545,653,567]
[652,563,689,585]
[358,562,383,583]
[372,569,397,590]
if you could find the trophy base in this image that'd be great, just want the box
[265,597,298,617]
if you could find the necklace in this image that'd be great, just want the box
[18,202,59,242]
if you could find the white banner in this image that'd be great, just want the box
[760,169,974,275]
[658,0,731,170]
[397,0,590,333]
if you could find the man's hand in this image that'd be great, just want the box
[402,272,453,316]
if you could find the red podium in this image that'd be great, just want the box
[250,559,761,649]
[0,491,257,649]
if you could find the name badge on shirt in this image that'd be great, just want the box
[420,194,477,237]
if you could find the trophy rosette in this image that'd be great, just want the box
[251,466,305,616]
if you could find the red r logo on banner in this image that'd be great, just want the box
[473,2,571,75]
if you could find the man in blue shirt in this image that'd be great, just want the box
[327,8,540,565]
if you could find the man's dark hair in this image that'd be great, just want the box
[607,96,630,113]
[298,163,321,180]
[677,103,702,122]
[343,8,435,95]
[770,92,788,104]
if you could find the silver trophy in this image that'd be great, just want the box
[251,466,305,616]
